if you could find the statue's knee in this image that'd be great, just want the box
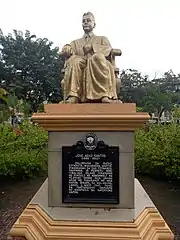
[74,58,82,66]
[91,53,104,62]
[69,57,83,67]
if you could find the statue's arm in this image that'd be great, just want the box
[59,41,76,58]
[92,36,112,57]
[101,36,112,47]
[69,40,76,54]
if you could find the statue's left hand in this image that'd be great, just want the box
[83,44,92,54]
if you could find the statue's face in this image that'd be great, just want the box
[82,14,95,33]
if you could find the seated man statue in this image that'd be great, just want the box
[60,12,122,103]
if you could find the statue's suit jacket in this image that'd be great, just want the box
[70,33,112,58]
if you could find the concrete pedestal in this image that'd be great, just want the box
[34,103,147,210]
[8,104,174,239]
[9,178,174,240]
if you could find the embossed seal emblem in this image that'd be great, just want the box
[83,133,98,150]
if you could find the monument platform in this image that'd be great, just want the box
[8,103,174,239]
[9,178,173,240]
[32,103,149,131]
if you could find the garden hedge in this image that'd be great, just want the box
[0,121,48,180]
[0,122,179,180]
[135,123,180,180]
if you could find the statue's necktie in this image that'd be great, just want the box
[85,34,90,43]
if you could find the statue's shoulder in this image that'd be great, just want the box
[97,35,107,38]
[99,35,110,40]
[95,35,111,45]
[96,35,110,41]
[71,37,84,44]
[92,35,108,40]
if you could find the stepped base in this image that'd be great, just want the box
[8,179,174,240]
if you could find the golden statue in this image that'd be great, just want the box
[60,12,122,104]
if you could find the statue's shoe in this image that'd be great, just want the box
[65,96,79,104]
[102,97,123,104]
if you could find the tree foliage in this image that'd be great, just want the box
[120,69,180,115]
[0,30,64,112]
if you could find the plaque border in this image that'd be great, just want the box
[62,141,119,204]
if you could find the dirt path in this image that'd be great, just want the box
[138,175,180,239]
[0,177,46,240]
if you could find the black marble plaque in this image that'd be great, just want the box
[62,140,119,204]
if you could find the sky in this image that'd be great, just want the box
[0,0,180,78]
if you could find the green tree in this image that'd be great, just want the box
[142,85,173,117]
[120,69,149,105]
[120,69,178,115]
[0,29,64,111]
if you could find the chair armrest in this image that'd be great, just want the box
[108,48,122,69]
[59,50,72,74]
[115,67,120,74]
[59,51,70,59]
[59,51,65,57]
[111,48,122,56]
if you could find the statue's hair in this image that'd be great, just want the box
[82,12,95,20]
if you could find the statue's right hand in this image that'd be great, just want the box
[61,44,73,57]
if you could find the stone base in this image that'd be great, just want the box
[9,179,174,240]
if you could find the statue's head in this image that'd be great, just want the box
[82,12,96,33]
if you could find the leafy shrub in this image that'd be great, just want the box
[135,123,180,180]
[0,121,48,180]
[0,104,10,123]
[1,120,180,181]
